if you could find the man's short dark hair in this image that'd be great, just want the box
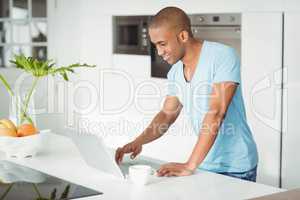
[149,7,193,37]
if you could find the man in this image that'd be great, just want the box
[115,7,258,182]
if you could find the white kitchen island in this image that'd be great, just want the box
[0,133,284,200]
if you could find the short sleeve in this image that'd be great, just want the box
[212,47,241,84]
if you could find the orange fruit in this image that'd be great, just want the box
[17,124,38,137]
[0,119,18,137]
[0,119,17,132]
[0,127,18,137]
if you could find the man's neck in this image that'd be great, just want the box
[181,39,203,69]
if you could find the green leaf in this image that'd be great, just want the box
[60,184,70,199]
[9,54,96,81]
[41,60,50,72]
[66,68,74,73]
[50,188,57,200]
[0,73,14,96]
[62,72,69,81]
[7,54,96,127]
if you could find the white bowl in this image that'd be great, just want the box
[0,130,51,158]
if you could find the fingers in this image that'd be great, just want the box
[115,148,119,163]
[115,147,124,165]
[157,165,173,176]
[115,143,141,164]
[156,163,192,177]
[130,146,141,159]
[156,163,175,175]
[115,145,129,164]
[157,167,180,177]
[165,171,180,177]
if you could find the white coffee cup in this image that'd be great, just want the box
[128,165,155,186]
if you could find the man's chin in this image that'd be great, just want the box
[166,60,177,65]
[165,59,174,65]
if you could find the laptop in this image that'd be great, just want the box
[68,133,161,179]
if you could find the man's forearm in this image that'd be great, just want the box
[186,112,225,170]
[134,111,175,145]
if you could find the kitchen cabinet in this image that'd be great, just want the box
[47,0,81,64]
[242,11,300,189]
[281,12,300,189]
[0,0,48,67]
[242,12,283,187]
[43,0,84,133]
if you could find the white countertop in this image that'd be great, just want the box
[0,133,285,200]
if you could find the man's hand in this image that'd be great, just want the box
[157,162,195,177]
[115,96,181,165]
[115,141,142,165]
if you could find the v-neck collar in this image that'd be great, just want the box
[181,40,206,84]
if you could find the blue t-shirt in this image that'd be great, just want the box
[167,41,258,173]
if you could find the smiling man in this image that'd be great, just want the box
[115,7,258,182]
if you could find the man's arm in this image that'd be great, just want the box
[185,82,237,170]
[115,96,182,164]
[157,82,238,176]
[135,96,182,145]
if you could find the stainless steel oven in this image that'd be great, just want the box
[113,16,151,55]
[151,13,241,78]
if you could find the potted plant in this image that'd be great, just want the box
[0,54,95,157]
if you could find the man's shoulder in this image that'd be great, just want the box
[206,41,239,63]
[205,41,235,53]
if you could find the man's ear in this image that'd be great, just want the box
[178,30,189,43]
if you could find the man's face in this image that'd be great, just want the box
[148,26,185,65]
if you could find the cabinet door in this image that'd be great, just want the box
[47,0,82,64]
[282,12,300,189]
[242,12,283,187]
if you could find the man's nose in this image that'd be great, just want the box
[157,47,164,56]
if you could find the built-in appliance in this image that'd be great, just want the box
[112,14,241,78]
[0,161,102,200]
[113,15,151,55]
[151,13,241,78]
